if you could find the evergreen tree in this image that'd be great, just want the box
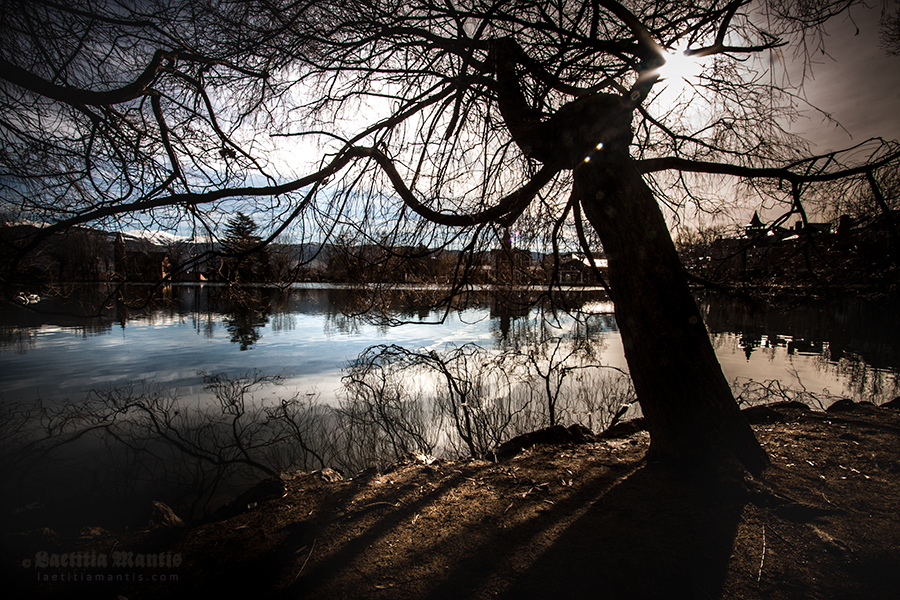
[222,213,268,283]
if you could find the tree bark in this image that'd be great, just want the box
[576,147,769,476]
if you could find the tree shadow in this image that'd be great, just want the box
[280,469,474,598]
[265,459,747,600]
[494,460,747,600]
[76,455,747,600]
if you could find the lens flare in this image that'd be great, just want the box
[657,43,703,86]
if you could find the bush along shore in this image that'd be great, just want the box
[3,398,899,600]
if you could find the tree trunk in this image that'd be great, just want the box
[487,41,767,474]
[576,148,769,476]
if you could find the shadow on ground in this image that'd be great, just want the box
[495,462,746,599]
[7,403,899,600]
[275,456,746,600]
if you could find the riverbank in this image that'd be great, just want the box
[3,399,899,599]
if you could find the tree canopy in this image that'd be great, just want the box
[221,211,268,282]
[2,0,896,275]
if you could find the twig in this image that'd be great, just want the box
[757,526,766,583]
[292,538,316,584]
[362,501,400,510]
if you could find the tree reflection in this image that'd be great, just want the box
[221,291,271,351]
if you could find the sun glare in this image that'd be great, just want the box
[656,43,703,91]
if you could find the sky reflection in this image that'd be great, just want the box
[1,287,897,408]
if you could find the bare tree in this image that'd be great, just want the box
[3,0,900,474]
[882,2,900,55]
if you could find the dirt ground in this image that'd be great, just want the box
[3,400,899,600]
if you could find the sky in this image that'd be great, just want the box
[786,3,900,151]
[673,3,900,231]
[98,3,900,242]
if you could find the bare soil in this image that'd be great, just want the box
[3,400,899,600]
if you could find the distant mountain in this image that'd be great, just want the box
[120,229,186,245]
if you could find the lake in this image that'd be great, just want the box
[1,284,898,527]
[2,284,898,407]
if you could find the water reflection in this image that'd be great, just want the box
[1,285,898,407]
[702,294,900,368]
[702,293,900,404]
[222,298,270,351]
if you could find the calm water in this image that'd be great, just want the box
[2,285,899,407]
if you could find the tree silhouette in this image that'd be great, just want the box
[882,5,900,55]
[222,212,268,283]
[2,0,899,474]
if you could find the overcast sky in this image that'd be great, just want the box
[788,3,900,152]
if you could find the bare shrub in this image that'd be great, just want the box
[498,335,635,431]
[731,374,835,410]
[338,342,635,462]
[0,373,334,521]
[559,369,638,432]
[337,345,444,471]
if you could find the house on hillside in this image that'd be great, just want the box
[555,254,609,285]
[114,233,171,282]
[697,213,839,283]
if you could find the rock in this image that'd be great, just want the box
[881,397,900,410]
[828,399,881,413]
[741,405,786,424]
[491,424,596,461]
[827,399,859,412]
[566,423,596,443]
[599,417,646,439]
[318,467,344,483]
[766,401,811,411]
[149,501,185,529]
